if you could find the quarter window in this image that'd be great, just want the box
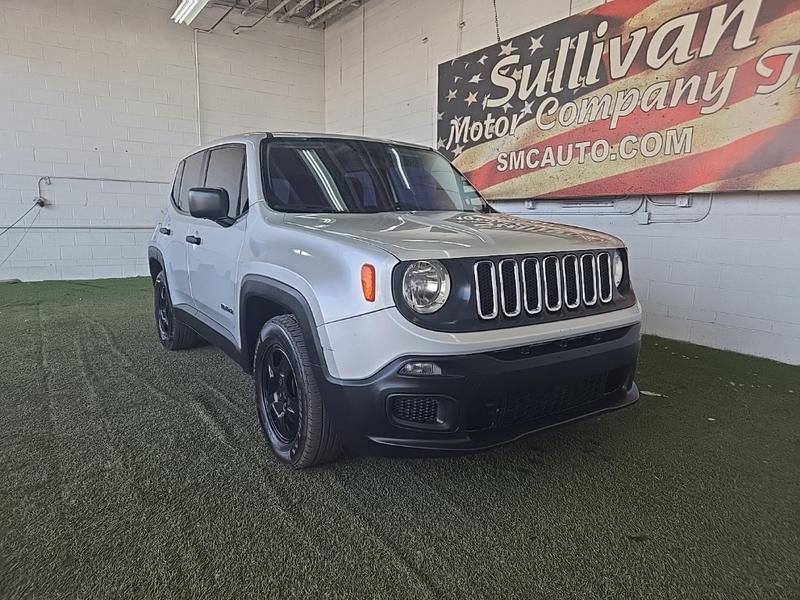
[171,161,185,209]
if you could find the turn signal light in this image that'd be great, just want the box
[361,264,376,302]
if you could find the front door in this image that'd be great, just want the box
[187,144,249,338]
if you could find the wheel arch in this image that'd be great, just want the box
[239,275,327,376]
[147,246,165,284]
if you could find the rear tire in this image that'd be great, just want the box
[154,270,201,350]
[254,314,340,468]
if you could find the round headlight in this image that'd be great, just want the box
[612,250,624,288]
[401,260,450,314]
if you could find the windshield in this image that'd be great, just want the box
[261,138,489,214]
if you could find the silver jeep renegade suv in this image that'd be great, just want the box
[148,132,641,468]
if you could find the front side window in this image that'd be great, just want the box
[262,139,487,214]
[205,145,247,219]
[179,151,206,211]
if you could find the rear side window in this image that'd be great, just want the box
[179,151,206,211]
[171,161,185,209]
[205,145,247,219]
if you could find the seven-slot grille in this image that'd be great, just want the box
[474,252,614,320]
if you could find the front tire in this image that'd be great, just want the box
[153,270,201,350]
[254,314,340,468]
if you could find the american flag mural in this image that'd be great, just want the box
[437,0,800,200]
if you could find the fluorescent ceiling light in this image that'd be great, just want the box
[171,0,212,25]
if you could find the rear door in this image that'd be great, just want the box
[186,144,249,338]
[159,153,203,309]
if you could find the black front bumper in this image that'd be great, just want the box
[316,324,641,456]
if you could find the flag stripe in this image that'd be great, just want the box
[550,118,800,197]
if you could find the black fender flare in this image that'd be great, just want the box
[239,275,327,376]
[147,246,165,283]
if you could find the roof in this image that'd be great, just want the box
[186,131,433,156]
[270,131,432,150]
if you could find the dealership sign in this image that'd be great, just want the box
[436,0,800,199]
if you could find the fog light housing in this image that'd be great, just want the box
[399,361,442,376]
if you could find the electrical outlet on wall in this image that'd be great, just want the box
[676,195,692,207]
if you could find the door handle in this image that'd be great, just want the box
[185,235,201,245]
[159,227,171,236]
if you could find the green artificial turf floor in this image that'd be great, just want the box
[1,278,798,599]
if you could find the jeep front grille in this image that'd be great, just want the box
[473,251,616,320]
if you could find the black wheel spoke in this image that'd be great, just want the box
[262,347,301,444]
[270,404,280,420]
[275,351,287,373]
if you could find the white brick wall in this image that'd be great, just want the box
[323,0,800,364]
[0,0,324,281]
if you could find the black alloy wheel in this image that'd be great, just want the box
[254,314,340,468]
[153,270,201,350]
[262,347,301,444]
[156,275,173,341]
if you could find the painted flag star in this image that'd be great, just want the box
[502,102,514,114]
[469,73,483,84]
[437,111,444,120]
[498,41,517,56]
[463,61,470,69]
[464,91,478,106]
[452,144,465,157]
[454,75,462,83]
[529,35,543,55]
[437,137,446,149]
[512,68,523,81]
[520,100,534,116]
[446,89,458,101]
[477,54,488,65]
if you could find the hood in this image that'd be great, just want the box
[281,211,622,261]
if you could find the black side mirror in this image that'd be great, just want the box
[188,188,229,222]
